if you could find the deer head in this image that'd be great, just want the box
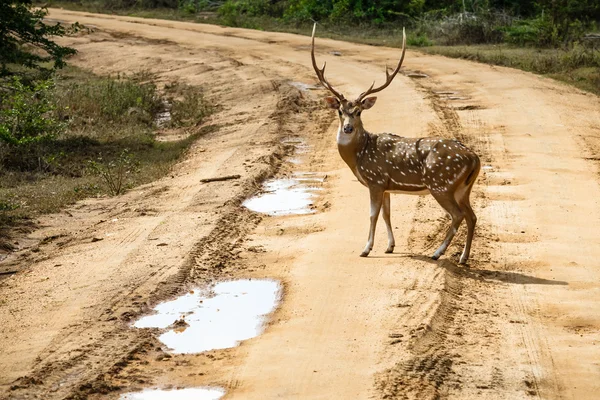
[311,23,406,137]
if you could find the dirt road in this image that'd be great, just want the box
[1,9,599,400]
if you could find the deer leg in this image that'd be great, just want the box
[431,195,464,261]
[360,188,384,257]
[457,186,477,265]
[382,192,395,253]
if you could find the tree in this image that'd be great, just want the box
[0,0,77,76]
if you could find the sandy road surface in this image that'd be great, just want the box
[1,9,600,399]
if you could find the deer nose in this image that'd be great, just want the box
[343,124,353,134]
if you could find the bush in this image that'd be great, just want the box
[504,17,560,47]
[218,0,285,25]
[407,32,433,47]
[0,77,65,146]
[87,149,139,195]
[167,84,212,127]
[424,11,512,45]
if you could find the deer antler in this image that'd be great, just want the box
[356,28,406,103]
[311,23,345,102]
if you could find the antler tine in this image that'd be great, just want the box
[357,27,407,102]
[311,23,345,101]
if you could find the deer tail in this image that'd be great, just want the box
[465,156,481,187]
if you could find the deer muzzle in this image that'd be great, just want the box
[343,124,354,134]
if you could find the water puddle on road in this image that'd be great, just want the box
[289,81,320,92]
[242,174,324,216]
[134,279,281,354]
[120,387,225,400]
[282,136,310,165]
[243,135,325,216]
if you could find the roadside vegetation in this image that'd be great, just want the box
[46,0,600,95]
[1,1,213,242]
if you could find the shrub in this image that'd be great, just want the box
[168,85,212,127]
[504,17,560,47]
[219,0,282,20]
[87,149,139,195]
[0,77,65,146]
[407,32,433,47]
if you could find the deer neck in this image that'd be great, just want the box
[337,127,370,182]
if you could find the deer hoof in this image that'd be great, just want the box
[385,246,394,254]
[360,251,370,257]
[431,254,441,261]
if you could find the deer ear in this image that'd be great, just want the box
[324,97,340,109]
[361,97,377,110]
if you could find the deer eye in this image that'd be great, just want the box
[338,110,342,116]
[356,111,362,117]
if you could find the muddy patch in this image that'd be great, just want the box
[120,387,225,399]
[134,279,281,353]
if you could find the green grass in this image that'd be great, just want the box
[0,66,213,233]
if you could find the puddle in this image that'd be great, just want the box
[289,82,320,92]
[120,388,225,400]
[406,72,429,79]
[454,104,483,111]
[244,134,324,215]
[134,279,281,353]
[434,90,457,95]
[155,100,172,128]
[155,110,172,127]
[282,136,310,165]
[243,173,323,215]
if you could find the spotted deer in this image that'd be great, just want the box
[311,24,480,264]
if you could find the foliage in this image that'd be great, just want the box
[0,78,65,146]
[87,149,139,195]
[0,1,77,75]
[407,32,434,47]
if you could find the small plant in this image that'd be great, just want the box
[87,149,139,195]
[165,83,212,128]
[0,200,19,211]
[407,32,433,47]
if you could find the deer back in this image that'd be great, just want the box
[356,134,479,194]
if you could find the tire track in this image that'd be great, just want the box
[375,76,498,399]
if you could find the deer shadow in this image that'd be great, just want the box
[406,254,568,286]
